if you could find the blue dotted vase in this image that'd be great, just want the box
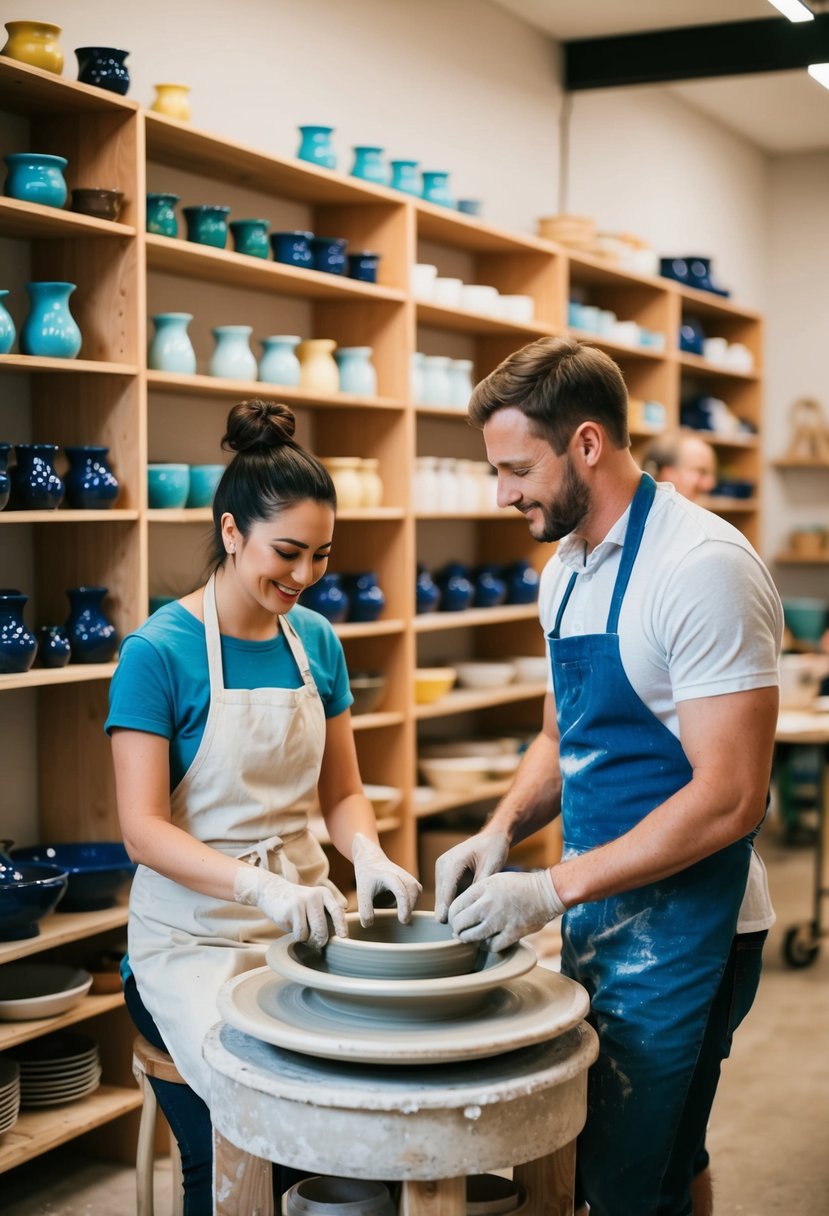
[37,625,71,668]
[65,586,118,663]
[343,572,385,623]
[300,573,349,624]
[0,590,38,674]
[75,47,130,94]
[415,565,441,615]
[0,291,14,355]
[64,445,119,509]
[436,562,473,612]
[297,125,336,169]
[4,153,68,208]
[258,336,301,386]
[148,313,197,374]
[11,444,64,510]
[21,282,81,358]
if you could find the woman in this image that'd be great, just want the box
[107,400,420,1210]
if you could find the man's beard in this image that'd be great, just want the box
[524,456,591,542]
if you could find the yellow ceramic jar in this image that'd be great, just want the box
[2,21,64,75]
[321,457,363,510]
[150,83,192,122]
[358,458,384,508]
[296,338,339,395]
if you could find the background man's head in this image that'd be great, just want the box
[641,431,717,503]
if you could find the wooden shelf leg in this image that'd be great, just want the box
[514,1139,577,1215]
[400,1177,466,1215]
[212,1126,274,1216]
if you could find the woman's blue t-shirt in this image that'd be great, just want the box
[105,601,352,790]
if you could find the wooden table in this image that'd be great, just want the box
[204,1019,598,1216]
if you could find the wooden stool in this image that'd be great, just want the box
[132,1034,185,1216]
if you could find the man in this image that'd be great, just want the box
[641,429,717,503]
[434,338,781,1216]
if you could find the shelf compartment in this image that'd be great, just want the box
[416,201,557,255]
[699,496,758,513]
[0,510,138,524]
[0,663,117,693]
[0,58,138,116]
[676,283,761,323]
[0,196,135,241]
[0,993,125,1052]
[417,300,556,338]
[335,619,405,639]
[414,778,513,820]
[414,681,546,719]
[351,711,405,731]
[0,355,138,376]
[146,369,404,411]
[677,352,760,382]
[0,1085,142,1174]
[414,604,539,633]
[0,907,128,966]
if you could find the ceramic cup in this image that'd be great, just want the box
[186,464,224,508]
[270,230,314,268]
[182,204,230,249]
[147,463,190,509]
[70,188,124,222]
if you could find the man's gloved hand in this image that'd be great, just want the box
[447,868,566,953]
[233,865,348,949]
[351,832,422,925]
[433,831,511,923]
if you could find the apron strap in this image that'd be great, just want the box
[278,612,319,693]
[203,572,226,700]
[551,571,579,640]
[605,473,656,634]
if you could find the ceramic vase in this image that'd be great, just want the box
[37,625,71,668]
[258,336,301,386]
[0,591,37,674]
[0,291,15,355]
[65,586,118,663]
[390,159,420,196]
[421,171,453,207]
[148,313,197,374]
[297,125,336,169]
[20,281,81,358]
[350,146,386,185]
[344,572,385,623]
[296,339,339,394]
[229,219,270,258]
[11,443,64,509]
[415,565,441,614]
[75,47,130,94]
[320,458,363,509]
[64,445,119,509]
[183,204,230,248]
[334,347,377,396]
[209,326,256,380]
[473,565,507,609]
[0,444,10,511]
[151,83,191,122]
[3,153,68,209]
[421,356,452,407]
[2,21,64,74]
[300,573,349,624]
[436,562,473,612]
[505,559,539,605]
[358,458,383,507]
[270,231,314,268]
[146,192,179,237]
[447,358,474,409]
[310,236,347,275]
[347,252,380,283]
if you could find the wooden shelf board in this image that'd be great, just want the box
[0,509,137,524]
[704,432,759,450]
[350,710,405,731]
[700,496,758,513]
[772,458,829,469]
[0,663,117,692]
[0,1084,142,1175]
[414,681,546,719]
[310,815,401,845]
[567,328,667,362]
[677,282,761,322]
[337,508,405,521]
[414,403,469,419]
[775,552,829,565]
[0,197,135,240]
[566,249,668,291]
[413,778,513,820]
[0,57,139,116]
[414,604,539,632]
[0,907,128,966]
[677,352,760,381]
[417,301,557,338]
[335,619,405,639]
[415,510,522,521]
[147,507,403,524]
[629,423,667,439]
[0,355,137,375]
[146,370,404,410]
[416,202,557,255]
[0,993,125,1051]
[146,234,406,303]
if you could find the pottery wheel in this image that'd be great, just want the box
[218,965,589,1065]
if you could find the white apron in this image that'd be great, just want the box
[128,573,335,1102]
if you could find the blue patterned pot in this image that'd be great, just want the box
[270,230,314,268]
[343,572,385,623]
[20,281,81,358]
[0,443,10,511]
[297,125,336,169]
[37,625,71,668]
[300,573,349,623]
[230,218,270,258]
[473,565,507,609]
[347,252,380,283]
[75,47,130,95]
[65,586,118,663]
[64,445,119,509]
[350,146,387,185]
[310,236,347,275]
[183,204,230,248]
[436,562,473,612]
[0,290,14,354]
[415,565,441,615]
[390,160,420,196]
[3,153,67,208]
[0,591,37,674]
[11,444,64,510]
[258,335,301,386]
[146,192,179,237]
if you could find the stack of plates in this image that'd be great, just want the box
[9,1031,101,1108]
[0,1057,21,1133]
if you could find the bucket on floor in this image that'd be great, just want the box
[286,1176,396,1216]
[467,1174,527,1214]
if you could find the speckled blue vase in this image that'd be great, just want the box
[3,153,68,208]
[473,565,507,609]
[0,444,10,511]
[146,192,179,237]
[270,231,314,268]
[390,160,420,196]
[350,146,386,185]
[436,562,473,612]
[343,572,385,623]
[65,586,118,663]
[415,565,441,615]
[505,559,540,605]
[64,445,119,509]
[297,125,336,169]
[37,625,71,668]
[75,47,130,95]
[0,291,14,354]
[300,573,349,624]
[0,590,37,674]
[10,444,64,510]
[20,282,81,358]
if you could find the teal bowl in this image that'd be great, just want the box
[783,598,828,644]
[148,463,189,509]
[186,463,225,508]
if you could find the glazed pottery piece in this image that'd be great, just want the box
[0,292,14,354]
[0,591,37,673]
[186,464,224,508]
[64,445,119,509]
[70,188,123,222]
[389,159,420,195]
[209,325,256,380]
[75,47,129,94]
[183,204,230,248]
[436,562,473,612]
[286,1177,395,1216]
[148,313,196,374]
[505,559,540,605]
[296,338,339,394]
[415,565,441,614]
[300,573,349,624]
[64,586,118,663]
[10,842,135,911]
[258,335,301,386]
[0,443,10,510]
[334,346,376,395]
[320,457,362,508]
[270,231,313,268]
[358,457,383,507]
[147,464,190,509]
[151,83,191,121]
[467,1175,527,1214]
[347,672,386,715]
[346,251,380,283]
[447,358,474,408]
[421,355,452,407]
[3,153,67,208]
[37,626,71,669]
[323,911,479,980]
[309,236,347,275]
[421,170,453,207]
[229,218,269,258]
[20,282,81,358]
[146,192,179,237]
[0,861,67,941]
[0,963,92,1021]
[2,21,64,74]
[457,199,482,217]
[297,125,336,169]
[473,565,507,609]
[10,444,64,509]
[350,146,386,185]
[343,572,384,624]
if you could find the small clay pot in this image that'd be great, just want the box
[71,188,124,222]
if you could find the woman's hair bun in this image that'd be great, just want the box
[222,399,297,454]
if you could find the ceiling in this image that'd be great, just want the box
[492,0,829,153]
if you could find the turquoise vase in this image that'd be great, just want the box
[334,347,377,396]
[229,219,270,258]
[65,586,118,663]
[350,146,386,185]
[389,160,420,196]
[146,192,179,237]
[258,335,301,386]
[148,312,196,374]
[0,290,15,354]
[421,171,453,208]
[209,325,256,380]
[20,282,81,358]
[183,204,230,248]
[297,125,336,169]
[3,153,68,208]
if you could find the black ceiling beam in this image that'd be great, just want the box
[564,14,829,91]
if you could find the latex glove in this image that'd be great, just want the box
[351,832,422,926]
[448,869,566,953]
[234,865,348,950]
[433,831,511,923]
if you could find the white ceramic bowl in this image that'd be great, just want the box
[455,661,517,689]
[419,752,520,792]
[321,910,480,979]
[411,262,438,299]
[0,964,93,1021]
[430,277,463,308]
[497,294,535,323]
[419,736,519,759]
[362,784,403,817]
[459,284,500,315]
[509,655,548,684]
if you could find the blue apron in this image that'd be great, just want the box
[551,474,752,1216]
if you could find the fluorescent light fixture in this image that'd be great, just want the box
[767,0,814,20]
[808,62,829,87]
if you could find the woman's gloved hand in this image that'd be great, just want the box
[433,830,511,923]
[447,868,566,953]
[351,833,422,925]
[233,864,348,949]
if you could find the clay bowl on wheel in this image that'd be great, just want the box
[322,909,480,979]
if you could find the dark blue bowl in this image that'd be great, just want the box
[11,843,136,912]
[0,861,68,940]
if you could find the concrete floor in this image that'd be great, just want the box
[2,822,828,1214]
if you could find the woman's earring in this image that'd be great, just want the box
[228,543,236,554]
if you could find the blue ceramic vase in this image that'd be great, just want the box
[0,444,10,511]
[300,573,349,623]
[310,236,347,275]
[421,171,453,207]
[65,586,118,663]
[183,204,230,248]
[0,590,37,674]
[270,231,314,267]
[37,625,71,668]
[390,160,420,196]
[347,252,380,283]
[75,47,130,94]
[415,565,441,614]
[146,192,179,237]
[473,565,507,609]
[504,559,540,605]
[20,282,81,358]
[679,317,705,356]
[258,336,301,386]
[209,326,256,380]
[297,125,336,169]
[64,445,119,509]
[229,219,270,258]
[343,572,385,623]
[350,146,386,185]
[334,347,377,395]
[4,153,68,208]
[11,444,64,510]
[436,562,473,612]
[148,313,197,374]
[0,291,14,354]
